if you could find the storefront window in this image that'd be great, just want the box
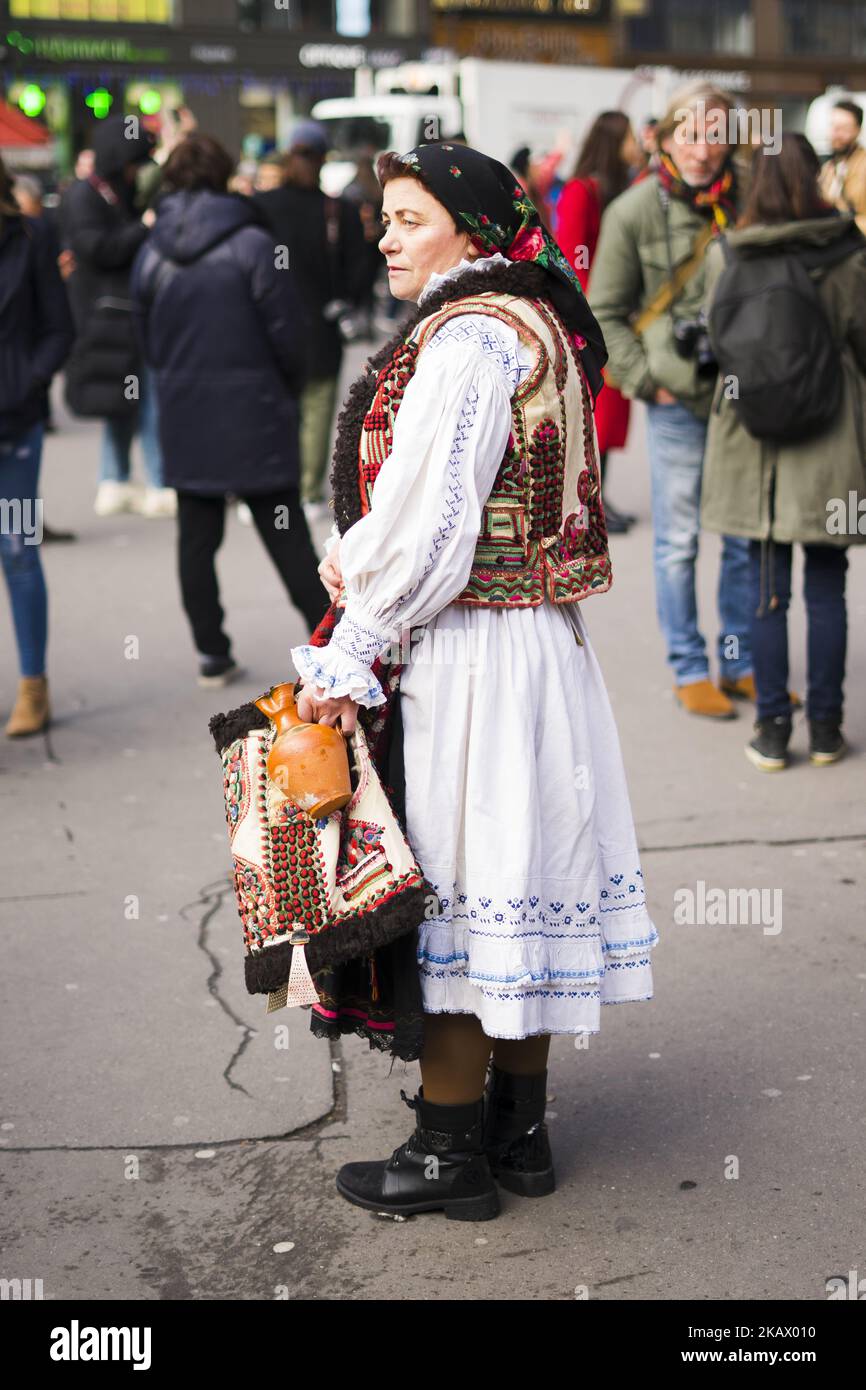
[626,0,753,55]
[259,0,334,28]
[8,0,174,19]
[783,0,866,56]
[258,0,417,32]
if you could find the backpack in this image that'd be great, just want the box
[707,227,864,442]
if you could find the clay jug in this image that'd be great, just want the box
[254,682,352,819]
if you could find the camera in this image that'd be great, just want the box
[322,298,361,344]
[672,309,717,377]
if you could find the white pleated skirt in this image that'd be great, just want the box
[398,597,659,1040]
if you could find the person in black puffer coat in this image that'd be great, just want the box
[131,134,327,686]
[59,114,169,518]
[0,157,74,736]
[254,119,368,511]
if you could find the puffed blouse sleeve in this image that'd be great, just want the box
[290,314,522,706]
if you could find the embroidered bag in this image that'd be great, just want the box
[209,692,434,1014]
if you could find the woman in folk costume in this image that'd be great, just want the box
[290,142,659,1221]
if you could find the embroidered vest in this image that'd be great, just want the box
[358,291,612,607]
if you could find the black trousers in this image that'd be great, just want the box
[177,488,327,657]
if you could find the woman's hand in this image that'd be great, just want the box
[319,542,343,602]
[296,681,358,734]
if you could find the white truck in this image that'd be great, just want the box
[312,58,713,194]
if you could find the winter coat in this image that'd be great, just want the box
[253,184,367,379]
[0,213,74,441]
[700,214,866,547]
[58,116,154,419]
[588,160,747,420]
[130,188,308,495]
[555,175,630,453]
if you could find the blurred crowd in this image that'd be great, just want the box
[1,88,865,769]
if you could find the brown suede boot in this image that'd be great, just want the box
[5,675,51,737]
[720,675,802,709]
[675,679,735,719]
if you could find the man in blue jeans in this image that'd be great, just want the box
[590,81,753,718]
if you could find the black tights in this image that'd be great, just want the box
[420,1012,551,1103]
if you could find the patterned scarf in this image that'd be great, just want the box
[391,141,608,401]
[654,149,737,231]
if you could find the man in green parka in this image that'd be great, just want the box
[589,82,755,720]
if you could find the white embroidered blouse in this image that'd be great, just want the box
[290,253,536,707]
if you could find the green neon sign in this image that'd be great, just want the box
[85,87,113,119]
[18,82,46,117]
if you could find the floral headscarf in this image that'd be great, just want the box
[392,141,608,401]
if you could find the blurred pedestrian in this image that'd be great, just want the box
[701,134,866,770]
[74,149,94,181]
[59,115,173,519]
[0,158,74,736]
[131,134,326,687]
[555,111,641,533]
[818,99,866,234]
[342,130,386,339]
[12,170,69,471]
[590,81,754,719]
[11,175,43,219]
[254,151,288,192]
[639,116,659,160]
[510,139,569,231]
[254,119,367,518]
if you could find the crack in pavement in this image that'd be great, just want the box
[640,831,866,854]
[0,1037,349,1154]
[0,890,90,903]
[179,875,257,1099]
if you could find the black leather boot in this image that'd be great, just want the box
[482,1063,556,1197]
[335,1086,500,1221]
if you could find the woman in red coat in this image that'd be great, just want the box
[556,111,642,531]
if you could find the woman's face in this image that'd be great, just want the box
[378,176,479,301]
[619,125,641,169]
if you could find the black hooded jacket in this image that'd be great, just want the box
[58,115,155,418]
[0,213,74,440]
[131,188,309,494]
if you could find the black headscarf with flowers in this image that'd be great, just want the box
[393,141,608,401]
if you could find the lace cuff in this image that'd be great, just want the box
[290,603,394,708]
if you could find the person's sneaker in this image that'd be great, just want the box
[94,480,134,516]
[602,500,631,534]
[303,499,331,524]
[41,521,77,543]
[808,720,846,766]
[197,657,242,689]
[135,486,177,519]
[675,679,736,719]
[745,715,792,772]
